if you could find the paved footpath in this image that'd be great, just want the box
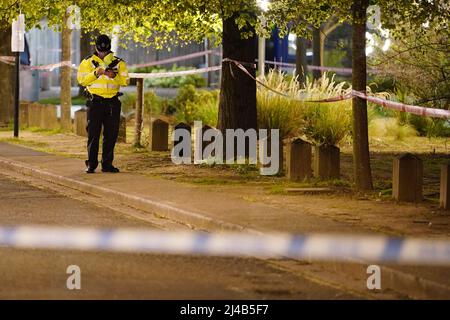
[1,141,450,299]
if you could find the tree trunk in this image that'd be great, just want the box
[312,27,321,80]
[78,29,93,96]
[0,29,15,127]
[320,18,340,68]
[218,14,257,132]
[352,0,373,191]
[295,37,308,86]
[60,11,72,130]
[134,78,144,147]
[320,30,325,67]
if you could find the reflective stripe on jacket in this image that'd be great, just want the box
[77,52,129,98]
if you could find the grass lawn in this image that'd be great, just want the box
[2,125,449,203]
[38,95,87,105]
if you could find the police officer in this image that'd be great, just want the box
[77,34,129,173]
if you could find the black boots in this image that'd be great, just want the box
[85,160,95,174]
[101,165,120,173]
[85,160,120,173]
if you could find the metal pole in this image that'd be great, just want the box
[258,37,265,79]
[13,51,19,138]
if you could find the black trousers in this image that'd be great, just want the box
[86,96,121,169]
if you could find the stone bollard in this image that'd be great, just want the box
[73,108,87,137]
[287,138,312,181]
[40,104,58,129]
[117,115,127,143]
[440,162,450,210]
[150,118,169,151]
[392,153,423,202]
[313,144,340,179]
[19,101,30,128]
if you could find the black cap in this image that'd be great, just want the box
[95,34,111,52]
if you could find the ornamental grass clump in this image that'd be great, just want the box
[299,73,353,146]
[256,69,304,139]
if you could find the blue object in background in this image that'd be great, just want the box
[20,35,31,66]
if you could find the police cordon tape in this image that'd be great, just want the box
[259,59,380,75]
[0,57,76,71]
[1,53,448,119]
[1,225,450,265]
[223,58,450,119]
[127,49,221,69]
[129,65,222,79]
[0,55,15,65]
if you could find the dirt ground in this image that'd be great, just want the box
[1,126,450,238]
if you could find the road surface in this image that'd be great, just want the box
[0,173,355,299]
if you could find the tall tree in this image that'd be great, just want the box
[78,28,96,96]
[0,0,260,132]
[295,36,308,85]
[0,29,14,126]
[60,9,72,130]
[218,12,257,132]
[266,0,449,191]
[351,0,372,191]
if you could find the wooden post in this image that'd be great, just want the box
[314,144,340,179]
[287,138,312,181]
[392,153,423,202]
[150,119,169,151]
[19,102,30,128]
[41,104,58,129]
[260,132,284,176]
[173,122,191,157]
[118,115,127,143]
[74,108,87,137]
[134,78,144,147]
[440,162,450,210]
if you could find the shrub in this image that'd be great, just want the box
[408,115,450,138]
[119,92,137,115]
[141,65,207,88]
[257,69,304,139]
[174,84,219,126]
[369,117,418,140]
[302,101,352,146]
[120,91,167,117]
[257,70,392,146]
[299,73,353,146]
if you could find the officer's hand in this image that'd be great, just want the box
[105,69,116,78]
[96,68,105,76]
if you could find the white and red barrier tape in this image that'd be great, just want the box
[128,50,218,69]
[0,57,76,71]
[0,55,15,65]
[224,58,450,119]
[352,90,450,119]
[1,53,447,119]
[26,60,75,71]
[129,65,221,79]
[259,60,380,75]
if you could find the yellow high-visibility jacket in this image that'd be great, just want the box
[77,52,129,99]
